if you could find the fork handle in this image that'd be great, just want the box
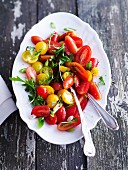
[88,94,119,131]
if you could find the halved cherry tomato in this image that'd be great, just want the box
[26,66,37,82]
[31,36,43,45]
[70,36,83,48]
[63,75,74,89]
[76,81,90,95]
[89,82,102,100]
[45,114,57,125]
[36,86,48,99]
[39,55,54,61]
[56,106,66,124]
[32,61,43,74]
[75,45,92,66]
[65,62,92,81]
[60,89,74,104]
[78,94,88,110]
[51,32,59,42]
[74,75,80,88]
[48,41,62,54]
[64,44,71,55]
[57,117,81,131]
[51,82,63,91]
[90,58,99,68]
[31,105,50,117]
[65,36,78,55]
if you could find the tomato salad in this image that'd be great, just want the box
[10,27,104,131]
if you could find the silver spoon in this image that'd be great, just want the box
[59,63,96,157]
[87,94,119,131]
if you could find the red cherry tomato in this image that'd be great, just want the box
[78,94,88,110]
[26,66,37,82]
[55,106,66,124]
[48,41,62,54]
[66,104,78,119]
[45,114,57,125]
[63,75,74,90]
[90,58,99,68]
[51,32,59,42]
[74,75,80,88]
[65,62,92,81]
[76,81,90,95]
[57,117,81,131]
[64,44,71,56]
[39,55,54,61]
[31,36,43,45]
[65,36,78,55]
[89,82,102,100]
[36,86,48,99]
[31,106,50,118]
[75,45,92,66]
[58,32,74,41]
[70,36,83,48]
[51,82,63,91]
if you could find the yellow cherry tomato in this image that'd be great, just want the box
[22,50,38,64]
[62,72,73,80]
[36,73,48,85]
[60,66,70,72]
[86,70,92,81]
[91,67,99,76]
[41,85,54,94]
[61,90,74,104]
[46,94,59,108]
[35,41,48,55]
[32,61,43,74]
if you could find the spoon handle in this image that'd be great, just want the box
[70,87,95,157]
[88,94,119,131]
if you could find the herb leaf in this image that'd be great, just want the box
[19,68,26,73]
[50,22,56,29]
[64,28,76,32]
[9,76,24,82]
[99,76,105,85]
[86,61,92,70]
[60,55,72,65]
[67,128,75,132]
[38,117,44,128]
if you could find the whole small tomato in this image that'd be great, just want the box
[55,106,66,124]
[75,45,92,66]
[89,81,101,100]
[63,75,74,89]
[76,81,90,95]
[36,86,48,99]
[46,94,59,108]
[51,32,59,42]
[51,82,63,91]
[70,36,83,48]
[26,66,37,82]
[35,41,48,55]
[45,114,57,125]
[31,36,43,45]
[66,104,78,119]
[31,105,50,117]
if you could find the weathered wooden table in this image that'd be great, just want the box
[0,0,128,169]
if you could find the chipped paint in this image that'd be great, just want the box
[11,23,25,45]
[111,5,119,14]
[47,0,55,9]
[61,160,67,170]
[12,0,22,21]
[114,58,118,68]
[79,139,84,148]
[61,145,66,150]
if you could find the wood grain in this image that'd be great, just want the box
[77,0,128,169]
[0,0,37,169]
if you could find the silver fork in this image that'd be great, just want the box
[59,63,96,157]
